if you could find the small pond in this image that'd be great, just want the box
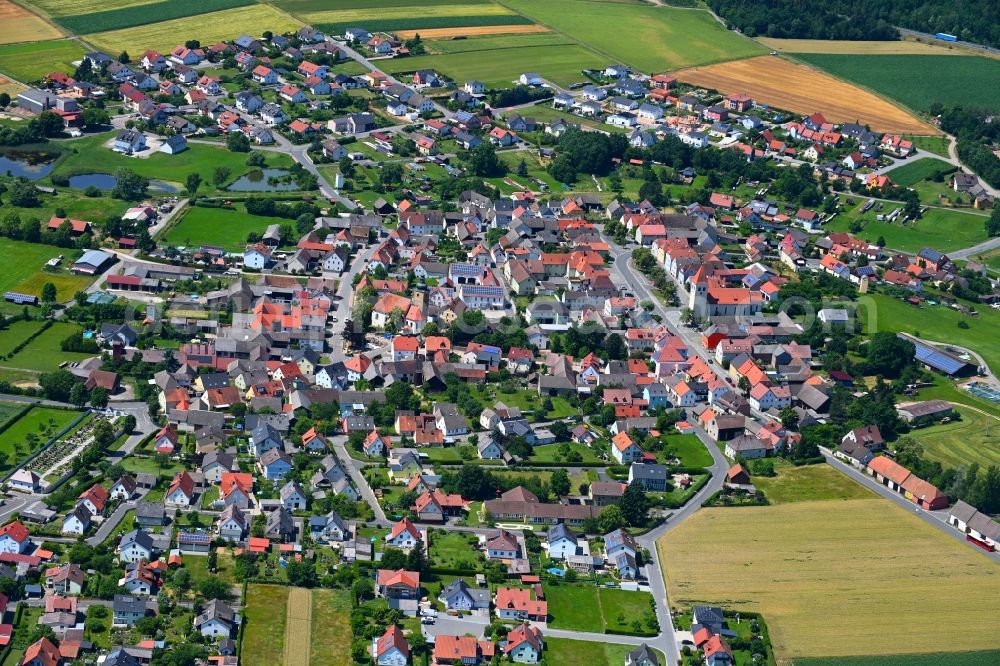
[0,149,60,180]
[227,168,300,192]
[67,172,178,193]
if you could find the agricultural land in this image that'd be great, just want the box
[793,53,1000,113]
[660,499,1000,662]
[671,55,937,134]
[0,1,62,45]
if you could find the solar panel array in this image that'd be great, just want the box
[4,292,37,305]
[913,342,966,375]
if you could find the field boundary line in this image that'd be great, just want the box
[775,52,940,135]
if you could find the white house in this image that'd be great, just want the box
[546,524,579,560]
[0,520,30,554]
[385,517,421,551]
[519,72,543,86]
[374,625,409,666]
[118,530,154,564]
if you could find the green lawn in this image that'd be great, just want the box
[545,639,655,666]
[376,43,605,88]
[429,530,484,570]
[794,54,1000,113]
[0,40,85,82]
[121,456,186,479]
[860,293,1000,377]
[0,401,24,429]
[51,133,293,192]
[906,405,1000,470]
[751,461,874,505]
[160,205,291,251]
[0,607,43,666]
[829,198,988,253]
[545,583,657,634]
[426,32,575,54]
[530,442,603,464]
[0,320,43,357]
[184,548,236,585]
[905,135,952,158]
[888,157,955,187]
[3,321,94,372]
[242,584,289,666]
[0,238,92,303]
[662,433,713,468]
[504,0,766,72]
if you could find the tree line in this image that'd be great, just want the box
[708,0,1000,48]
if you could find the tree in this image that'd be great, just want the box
[865,332,915,378]
[380,548,407,571]
[598,504,625,533]
[988,207,1000,237]
[89,387,109,409]
[185,173,201,195]
[605,332,627,360]
[39,369,76,401]
[516,159,528,177]
[467,143,505,177]
[406,542,426,573]
[620,480,649,527]
[81,107,110,129]
[212,166,232,186]
[550,469,570,497]
[779,406,799,430]
[40,282,57,303]
[118,51,130,63]
[227,130,250,152]
[110,168,149,201]
[69,382,88,407]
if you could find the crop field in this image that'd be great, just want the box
[751,462,874,504]
[672,56,935,135]
[161,205,290,252]
[0,401,24,429]
[277,0,490,10]
[758,37,967,55]
[795,651,1000,666]
[0,1,62,44]
[504,0,765,72]
[887,157,955,187]
[0,39,83,81]
[377,43,604,88]
[794,54,1000,113]
[0,239,90,302]
[860,294,1000,376]
[87,5,303,54]
[243,585,289,666]
[828,197,988,253]
[660,499,1000,662]
[426,32,570,53]
[304,2,533,34]
[401,24,550,40]
[906,405,1000,469]
[309,589,351,666]
[34,0,255,35]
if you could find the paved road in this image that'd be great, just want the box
[329,435,389,526]
[328,245,379,363]
[86,493,144,546]
[336,42,453,120]
[821,448,1000,563]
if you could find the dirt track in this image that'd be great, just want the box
[283,587,313,666]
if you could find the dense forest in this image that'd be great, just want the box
[707,0,1000,47]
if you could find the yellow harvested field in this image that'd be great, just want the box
[758,37,969,55]
[659,499,1000,663]
[0,76,25,96]
[672,55,937,135]
[88,5,303,54]
[303,4,514,24]
[283,587,311,666]
[395,24,549,40]
[0,1,62,44]
[27,0,154,17]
